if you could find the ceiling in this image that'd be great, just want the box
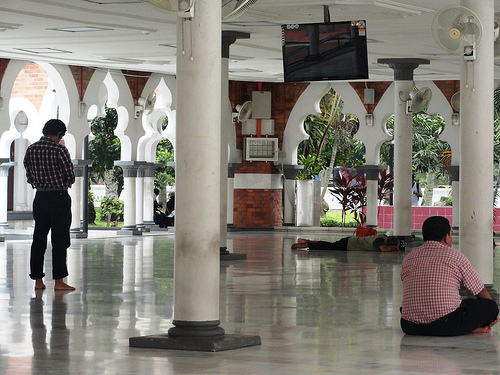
[0,0,499,82]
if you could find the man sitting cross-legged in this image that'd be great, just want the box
[400,216,499,336]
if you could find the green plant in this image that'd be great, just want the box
[88,191,96,224]
[329,166,366,226]
[377,169,393,216]
[100,197,124,227]
[297,89,362,181]
[320,216,358,227]
[88,105,123,197]
[297,154,323,180]
[155,119,175,188]
[444,196,453,206]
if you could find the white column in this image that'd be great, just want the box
[392,79,413,236]
[227,175,235,225]
[70,174,82,231]
[142,164,157,226]
[136,165,145,228]
[460,0,494,284]
[358,165,382,228]
[0,162,13,227]
[220,57,230,252]
[452,180,460,228]
[366,180,378,227]
[169,0,222,336]
[282,165,302,226]
[378,59,429,237]
[14,138,30,211]
[115,162,141,235]
[444,166,460,229]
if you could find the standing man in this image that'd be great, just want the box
[400,216,498,336]
[23,119,76,291]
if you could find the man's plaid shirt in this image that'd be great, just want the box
[401,240,484,324]
[23,136,75,189]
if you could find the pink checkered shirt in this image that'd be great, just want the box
[401,241,484,324]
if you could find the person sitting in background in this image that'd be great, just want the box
[165,192,175,226]
[153,188,168,228]
[400,216,499,336]
[291,234,400,252]
[412,174,422,206]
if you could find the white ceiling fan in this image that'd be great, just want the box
[431,6,482,61]
[405,87,432,115]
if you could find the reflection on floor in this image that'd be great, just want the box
[1,230,499,374]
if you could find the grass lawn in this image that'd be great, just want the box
[321,210,359,227]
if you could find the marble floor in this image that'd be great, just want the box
[1,229,500,374]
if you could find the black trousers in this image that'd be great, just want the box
[308,237,350,250]
[401,299,499,336]
[30,190,72,280]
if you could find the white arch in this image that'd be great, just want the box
[102,72,133,161]
[281,82,328,165]
[137,75,177,162]
[417,80,458,165]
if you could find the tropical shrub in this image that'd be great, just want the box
[100,197,124,227]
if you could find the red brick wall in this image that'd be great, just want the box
[233,188,282,228]
[229,81,308,228]
[433,80,460,112]
[122,70,151,104]
[69,65,95,101]
[11,62,49,111]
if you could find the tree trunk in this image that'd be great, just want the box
[422,171,435,206]
[104,169,119,198]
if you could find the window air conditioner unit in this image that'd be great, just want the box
[244,137,278,162]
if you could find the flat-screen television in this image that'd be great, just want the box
[281,20,368,82]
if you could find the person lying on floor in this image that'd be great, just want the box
[291,234,400,252]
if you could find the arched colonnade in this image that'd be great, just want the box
[0,58,462,235]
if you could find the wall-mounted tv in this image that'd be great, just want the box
[281,20,368,82]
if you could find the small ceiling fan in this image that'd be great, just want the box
[405,88,432,115]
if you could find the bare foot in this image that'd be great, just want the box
[472,326,492,333]
[54,280,76,291]
[35,279,46,290]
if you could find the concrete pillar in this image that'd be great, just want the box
[227,163,241,226]
[357,165,385,228]
[377,58,429,239]
[221,31,249,257]
[460,0,494,284]
[115,161,142,236]
[171,0,223,336]
[143,163,160,226]
[444,165,460,229]
[70,161,90,239]
[13,138,30,211]
[281,165,303,226]
[136,164,145,230]
[130,0,260,351]
[0,161,14,227]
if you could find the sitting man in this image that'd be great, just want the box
[291,234,400,252]
[400,216,499,336]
